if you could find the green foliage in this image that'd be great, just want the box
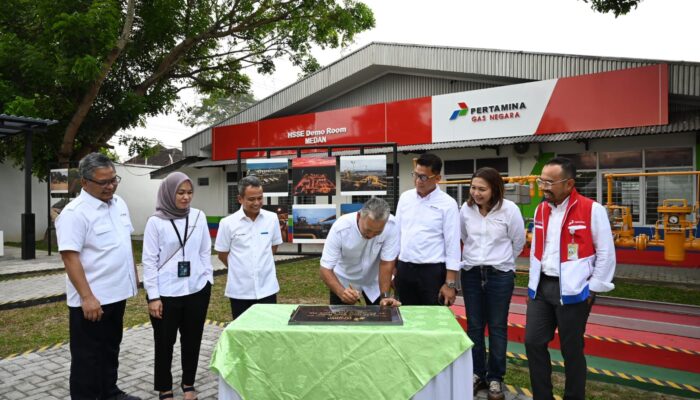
[0,0,375,176]
[117,134,162,158]
[179,91,257,127]
[581,0,642,17]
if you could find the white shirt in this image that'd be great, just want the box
[320,212,400,302]
[460,199,526,272]
[540,197,570,276]
[142,208,213,299]
[56,191,138,307]
[214,209,283,300]
[395,186,462,270]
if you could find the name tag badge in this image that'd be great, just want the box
[567,243,579,261]
[178,261,191,277]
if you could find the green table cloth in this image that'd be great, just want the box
[211,304,473,400]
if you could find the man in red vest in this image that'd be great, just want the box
[525,157,616,400]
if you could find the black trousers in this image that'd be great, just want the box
[329,290,379,305]
[150,282,211,391]
[229,293,277,320]
[394,261,446,305]
[69,300,126,400]
[524,276,593,400]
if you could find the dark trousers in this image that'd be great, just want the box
[229,293,277,320]
[329,290,380,305]
[69,300,126,400]
[524,276,593,400]
[461,266,514,383]
[395,261,446,305]
[150,283,211,391]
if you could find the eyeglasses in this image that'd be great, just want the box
[410,172,437,182]
[85,175,121,187]
[536,177,568,188]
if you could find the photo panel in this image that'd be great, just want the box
[246,158,289,197]
[340,203,363,216]
[262,204,290,242]
[291,157,337,196]
[50,168,69,194]
[339,155,387,196]
[291,204,336,243]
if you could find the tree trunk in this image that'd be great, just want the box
[57,0,136,165]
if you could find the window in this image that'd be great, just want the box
[444,159,474,175]
[476,157,508,173]
[645,148,693,168]
[197,177,209,186]
[560,153,597,170]
[561,153,598,201]
[599,151,642,169]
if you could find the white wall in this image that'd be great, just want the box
[0,162,48,242]
[115,163,162,234]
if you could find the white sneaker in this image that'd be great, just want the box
[487,380,504,400]
[473,374,487,395]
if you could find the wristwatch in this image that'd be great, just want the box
[380,291,393,299]
[445,280,458,289]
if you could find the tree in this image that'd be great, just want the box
[179,91,257,128]
[580,0,643,17]
[0,0,375,176]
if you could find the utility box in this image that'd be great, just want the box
[504,183,530,204]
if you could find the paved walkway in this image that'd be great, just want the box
[0,322,530,400]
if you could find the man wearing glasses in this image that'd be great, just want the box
[525,156,615,400]
[394,153,461,306]
[56,153,141,400]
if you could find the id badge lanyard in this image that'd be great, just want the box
[170,215,189,260]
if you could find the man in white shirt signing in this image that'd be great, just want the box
[395,153,461,306]
[215,176,283,319]
[320,197,401,307]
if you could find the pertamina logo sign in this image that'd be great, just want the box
[450,101,527,123]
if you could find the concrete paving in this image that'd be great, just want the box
[0,322,530,400]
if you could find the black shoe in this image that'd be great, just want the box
[181,384,198,400]
[473,374,487,395]
[487,380,505,400]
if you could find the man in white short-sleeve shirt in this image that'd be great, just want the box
[56,152,140,400]
[215,176,283,319]
[320,197,401,307]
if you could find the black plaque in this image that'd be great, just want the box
[288,305,403,325]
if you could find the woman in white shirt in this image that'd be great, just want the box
[460,167,525,400]
[143,172,213,400]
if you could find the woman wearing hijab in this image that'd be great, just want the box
[143,172,213,400]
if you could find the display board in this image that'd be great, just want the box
[339,155,387,196]
[246,158,289,197]
[291,204,336,243]
[291,157,337,196]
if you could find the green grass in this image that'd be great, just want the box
[514,272,700,306]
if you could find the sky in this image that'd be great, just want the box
[109,0,700,161]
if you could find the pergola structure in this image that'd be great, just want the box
[0,114,58,259]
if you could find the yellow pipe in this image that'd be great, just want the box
[605,171,700,178]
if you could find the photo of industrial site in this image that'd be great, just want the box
[246,158,289,197]
[291,157,337,196]
[339,155,387,195]
[291,204,336,243]
[262,204,290,242]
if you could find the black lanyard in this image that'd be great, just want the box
[170,215,189,259]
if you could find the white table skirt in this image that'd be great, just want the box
[217,349,473,400]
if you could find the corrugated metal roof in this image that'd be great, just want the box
[183,43,700,156]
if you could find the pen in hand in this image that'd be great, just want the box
[348,284,361,304]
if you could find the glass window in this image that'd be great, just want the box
[476,158,508,173]
[559,153,597,170]
[575,171,597,202]
[444,159,474,175]
[197,177,209,186]
[599,151,642,169]
[645,148,693,168]
[226,171,238,183]
[602,176,640,223]
[645,171,695,224]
